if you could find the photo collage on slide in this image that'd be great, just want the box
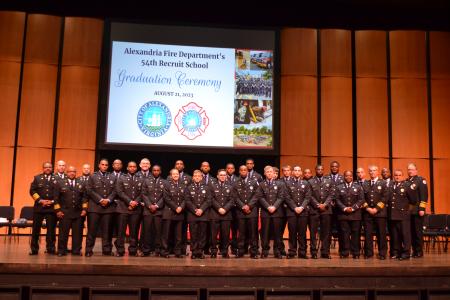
[234,49,273,148]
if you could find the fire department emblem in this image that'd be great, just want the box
[174,102,209,140]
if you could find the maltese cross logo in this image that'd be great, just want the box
[174,102,209,140]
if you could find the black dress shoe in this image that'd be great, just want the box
[378,255,386,260]
[29,250,38,255]
[412,253,424,258]
[175,254,184,258]
[322,254,332,259]
[250,254,259,259]
[287,254,296,259]
[222,253,230,258]
[115,252,124,257]
[311,254,318,259]
[57,252,66,257]
[390,255,398,259]
[45,249,55,255]
[261,253,268,259]
[85,252,93,257]
[191,254,197,259]
[274,253,283,259]
[398,255,410,261]
[210,253,217,258]
[102,252,113,256]
[128,252,137,256]
[199,254,205,259]
[71,252,82,256]
[352,255,360,259]
[280,250,287,256]
[340,255,349,259]
[162,254,170,258]
[298,254,308,259]
[364,255,373,259]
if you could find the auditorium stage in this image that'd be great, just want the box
[1,237,450,299]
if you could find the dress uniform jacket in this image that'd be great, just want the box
[361,179,388,218]
[86,171,117,214]
[309,177,335,215]
[325,174,345,186]
[252,180,286,218]
[185,182,212,222]
[388,181,413,220]
[285,178,312,217]
[54,178,87,218]
[115,174,144,215]
[141,177,166,216]
[30,174,58,213]
[232,177,259,218]
[335,182,365,221]
[406,176,428,215]
[209,181,234,221]
[162,180,187,221]
[167,173,192,186]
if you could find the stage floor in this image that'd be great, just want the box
[1,237,450,295]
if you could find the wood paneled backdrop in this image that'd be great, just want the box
[1,12,449,217]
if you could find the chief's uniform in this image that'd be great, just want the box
[388,181,413,258]
[85,171,117,255]
[232,177,259,257]
[161,179,187,256]
[252,179,286,258]
[185,182,212,257]
[361,179,388,258]
[115,173,144,256]
[308,176,335,257]
[29,174,58,254]
[54,178,87,255]
[209,181,234,256]
[285,178,312,257]
[406,175,428,257]
[141,176,166,256]
[335,182,365,257]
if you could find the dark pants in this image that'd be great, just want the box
[238,217,259,256]
[308,214,320,255]
[318,214,332,256]
[261,217,283,256]
[31,212,56,253]
[287,216,308,256]
[210,220,231,255]
[114,213,141,255]
[85,213,113,254]
[339,220,361,256]
[363,217,387,257]
[161,219,183,256]
[411,214,424,255]
[189,221,208,256]
[230,210,239,253]
[390,219,411,257]
[57,216,83,254]
[142,214,162,255]
[279,216,287,252]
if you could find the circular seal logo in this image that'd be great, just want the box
[137,101,171,137]
[174,102,209,140]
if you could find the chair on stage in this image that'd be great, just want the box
[423,214,447,254]
[0,206,14,242]
[10,206,34,242]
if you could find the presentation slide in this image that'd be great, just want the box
[105,26,275,149]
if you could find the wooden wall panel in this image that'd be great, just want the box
[356,158,390,179]
[62,17,103,67]
[54,149,95,174]
[391,79,428,158]
[356,78,389,158]
[321,157,353,175]
[17,63,58,147]
[390,31,426,78]
[281,28,317,76]
[0,61,21,146]
[355,30,387,78]
[320,29,352,77]
[392,158,430,212]
[321,77,353,157]
[24,14,61,64]
[280,155,317,171]
[433,159,450,213]
[0,147,14,205]
[280,76,317,156]
[0,11,25,61]
[13,147,52,218]
[56,67,99,150]
[432,79,450,158]
[430,31,450,79]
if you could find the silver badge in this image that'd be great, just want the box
[274,186,277,190]
[353,188,357,192]
[377,186,382,190]
[110,180,114,184]
[250,186,253,190]
[301,185,305,188]
[423,180,427,185]
[400,188,405,193]
[202,190,206,194]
